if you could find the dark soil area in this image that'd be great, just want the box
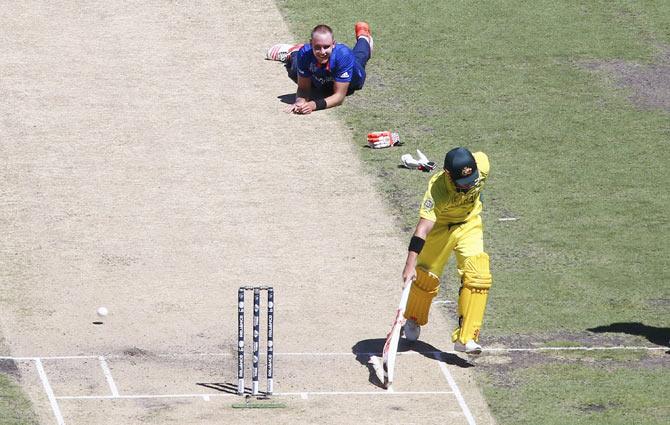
[582,46,670,111]
[479,329,669,389]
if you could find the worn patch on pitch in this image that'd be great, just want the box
[0,359,20,379]
[581,46,670,111]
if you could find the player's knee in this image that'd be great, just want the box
[462,252,492,291]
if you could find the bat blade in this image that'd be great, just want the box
[382,278,413,389]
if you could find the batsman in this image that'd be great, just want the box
[401,146,493,355]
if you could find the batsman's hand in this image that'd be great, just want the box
[402,262,417,285]
[367,131,401,149]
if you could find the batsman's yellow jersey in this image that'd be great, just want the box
[416,151,490,276]
[419,152,490,224]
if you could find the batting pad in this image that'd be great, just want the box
[404,268,440,325]
[452,252,492,344]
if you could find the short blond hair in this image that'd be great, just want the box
[311,24,333,39]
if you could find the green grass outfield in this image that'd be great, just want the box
[276,0,669,423]
[0,372,38,425]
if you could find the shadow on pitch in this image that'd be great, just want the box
[352,338,473,389]
[197,382,236,394]
[587,322,670,348]
[196,382,275,397]
[277,93,296,104]
[277,89,336,105]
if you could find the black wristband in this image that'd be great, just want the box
[408,236,425,254]
[314,98,327,110]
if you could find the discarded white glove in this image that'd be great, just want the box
[367,131,401,149]
[401,149,437,172]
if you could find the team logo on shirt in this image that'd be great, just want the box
[423,199,434,210]
[461,166,473,176]
[308,63,334,85]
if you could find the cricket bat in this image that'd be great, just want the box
[382,277,413,390]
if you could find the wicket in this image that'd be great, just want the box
[237,286,274,396]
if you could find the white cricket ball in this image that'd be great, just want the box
[97,307,109,317]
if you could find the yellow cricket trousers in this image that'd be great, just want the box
[417,215,484,277]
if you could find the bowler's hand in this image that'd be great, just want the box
[294,100,316,115]
[285,98,306,114]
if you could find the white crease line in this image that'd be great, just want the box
[0,355,98,360]
[278,352,355,356]
[485,346,667,352]
[56,390,455,400]
[436,356,476,425]
[38,355,97,359]
[1,345,664,362]
[278,351,455,356]
[277,346,667,356]
[98,356,119,397]
[56,393,234,400]
[278,390,454,396]
[35,358,66,425]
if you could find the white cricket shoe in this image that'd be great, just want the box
[402,319,421,342]
[265,43,303,62]
[454,340,482,355]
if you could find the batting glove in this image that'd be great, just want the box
[367,131,401,149]
[401,149,437,172]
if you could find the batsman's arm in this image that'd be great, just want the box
[402,218,435,282]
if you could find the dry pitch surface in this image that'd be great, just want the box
[1,1,494,424]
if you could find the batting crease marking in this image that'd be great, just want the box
[1,346,663,361]
[98,356,119,397]
[35,358,66,425]
[55,390,456,400]
[435,355,477,425]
